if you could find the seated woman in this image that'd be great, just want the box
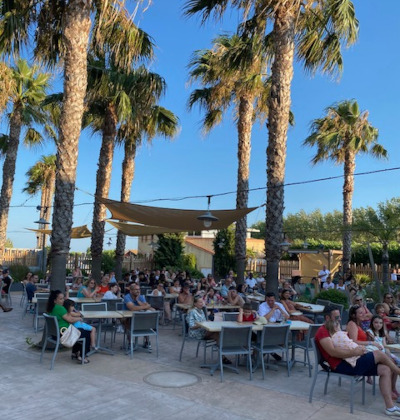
[352,295,373,331]
[197,277,209,294]
[46,290,91,363]
[151,282,172,322]
[280,289,314,324]
[187,296,230,364]
[77,278,100,298]
[97,274,110,296]
[71,277,83,291]
[169,279,181,294]
[383,293,400,317]
[375,303,400,334]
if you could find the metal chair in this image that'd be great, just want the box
[292,324,323,377]
[252,324,291,378]
[34,298,48,332]
[146,295,165,324]
[216,326,253,382]
[101,298,123,311]
[40,314,86,370]
[309,338,366,413]
[222,312,240,321]
[179,313,216,363]
[1,279,13,306]
[250,300,260,311]
[316,299,331,307]
[81,303,107,312]
[20,282,27,307]
[68,290,78,297]
[127,311,159,359]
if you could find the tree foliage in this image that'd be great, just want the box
[213,226,236,279]
[153,233,184,269]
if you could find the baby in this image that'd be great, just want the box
[63,299,97,350]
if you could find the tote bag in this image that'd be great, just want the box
[60,324,81,348]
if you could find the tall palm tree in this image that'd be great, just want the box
[0,59,50,253]
[304,99,387,272]
[184,0,359,292]
[0,0,150,291]
[23,155,57,248]
[114,105,179,280]
[188,28,270,284]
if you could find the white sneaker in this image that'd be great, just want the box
[385,406,400,416]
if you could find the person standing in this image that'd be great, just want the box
[318,265,330,289]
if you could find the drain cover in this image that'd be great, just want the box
[144,371,201,388]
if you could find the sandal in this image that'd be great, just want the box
[77,356,90,364]
[71,352,79,360]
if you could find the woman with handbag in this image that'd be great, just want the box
[46,290,91,364]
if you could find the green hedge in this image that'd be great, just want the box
[313,289,349,309]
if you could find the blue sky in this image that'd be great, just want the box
[5,0,400,252]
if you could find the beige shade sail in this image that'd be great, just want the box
[98,197,258,231]
[106,220,184,236]
[27,225,92,239]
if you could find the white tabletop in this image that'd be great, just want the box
[196,320,310,332]
[176,303,240,311]
[81,310,123,319]
[246,294,265,302]
[295,303,325,313]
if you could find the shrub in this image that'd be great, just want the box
[8,264,30,282]
[313,288,349,309]
[355,274,372,286]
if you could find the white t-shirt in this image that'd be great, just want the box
[323,282,335,290]
[103,291,118,299]
[245,278,257,288]
[318,269,330,284]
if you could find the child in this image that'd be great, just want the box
[367,315,400,366]
[238,303,259,322]
[63,299,97,350]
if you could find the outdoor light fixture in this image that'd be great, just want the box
[197,196,218,229]
[279,233,291,252]
[107,238,112,247]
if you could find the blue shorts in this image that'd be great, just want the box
[74,321,93,332]
[335,352,378,376]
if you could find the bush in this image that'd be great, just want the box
[355,274,372,287]
[8,264,30,282]
[313,288,349,309]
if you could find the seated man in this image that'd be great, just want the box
[220,277,233,298]
[226,286,245,308]
[123,284,154,350]
[26,274,47,302]
[258,292,289,323]
[178,283,193,306]
[245,273,257,291]
[316,305,400,416]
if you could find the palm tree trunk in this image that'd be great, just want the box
[382,241,389,287]
[50,0,91,292]
[235,96,253,284]
[342,147,355,273]
[265,6,296,294]
[90,104,117,282]
[115,142,137,282]
[0,107,22,254]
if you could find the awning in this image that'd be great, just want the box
[27,225,92,239]
[99,197,257,231]
[106,220,184,236]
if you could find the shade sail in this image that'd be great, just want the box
[99,197,258,231]
[106,220,184,236]
[27,225,92,239]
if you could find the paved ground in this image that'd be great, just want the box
[0,293,388,419]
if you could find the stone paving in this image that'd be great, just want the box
[0,293,386,419]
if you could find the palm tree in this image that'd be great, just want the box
[188,29,270,284]
[23,155,57,248]
[113,82,179,281]
[0,59,50,253]
[304,100,387,272]
[184,0,359,293]
[0,0,151,291]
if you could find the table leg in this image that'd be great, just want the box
[87,320,115,356]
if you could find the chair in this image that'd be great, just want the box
[81,303,107,312]
[250,301,260,311]
[1,279,13,306]
[222,312,240,321]
[329,302,344,320]
[179,313,216,363]
[252,324,290,378]
[127,311,159,359]
[34,298,48,332]
[140,286,152,296]
[20,282,27,307]
[101,298,123,311]
[309,338,366,413]
[40,314,86,370]
[35,292,50,299]
[146,295,165,324]
[216,326,253,382]
[292,324,323,377]
[68,290,78,297]
[316,299,331,307]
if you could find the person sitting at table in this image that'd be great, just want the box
[237,303,259,322]
[123,284,154,350]
[47,290,91,364]
[316,305,400,416]
[226,286,245,308]
[245,272,257,292]
[22,272,32,286]
[352,295,373,331]
[151,282,172,323]
[169,279,181,294]
[187,296,231,364]
[197,277,209,294]
[258,292,289,323]
[207,274,217,288]
[383,293,400,317]
[282,280,297,300]
[220,277,233,298]
[178,283,193,306]
[323,276,335,290]
[257,281,267,296]
[375,303,399,335]
[103,283,121,300]
[26,274,48,302]
[77,278,100,298]
[71,276,83,291]
[97,274,110,296]
[336,278,346,292]
[236,284,248,301]
[280,289,313,324]
[64,299,97,350]
[72,265,82,279]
